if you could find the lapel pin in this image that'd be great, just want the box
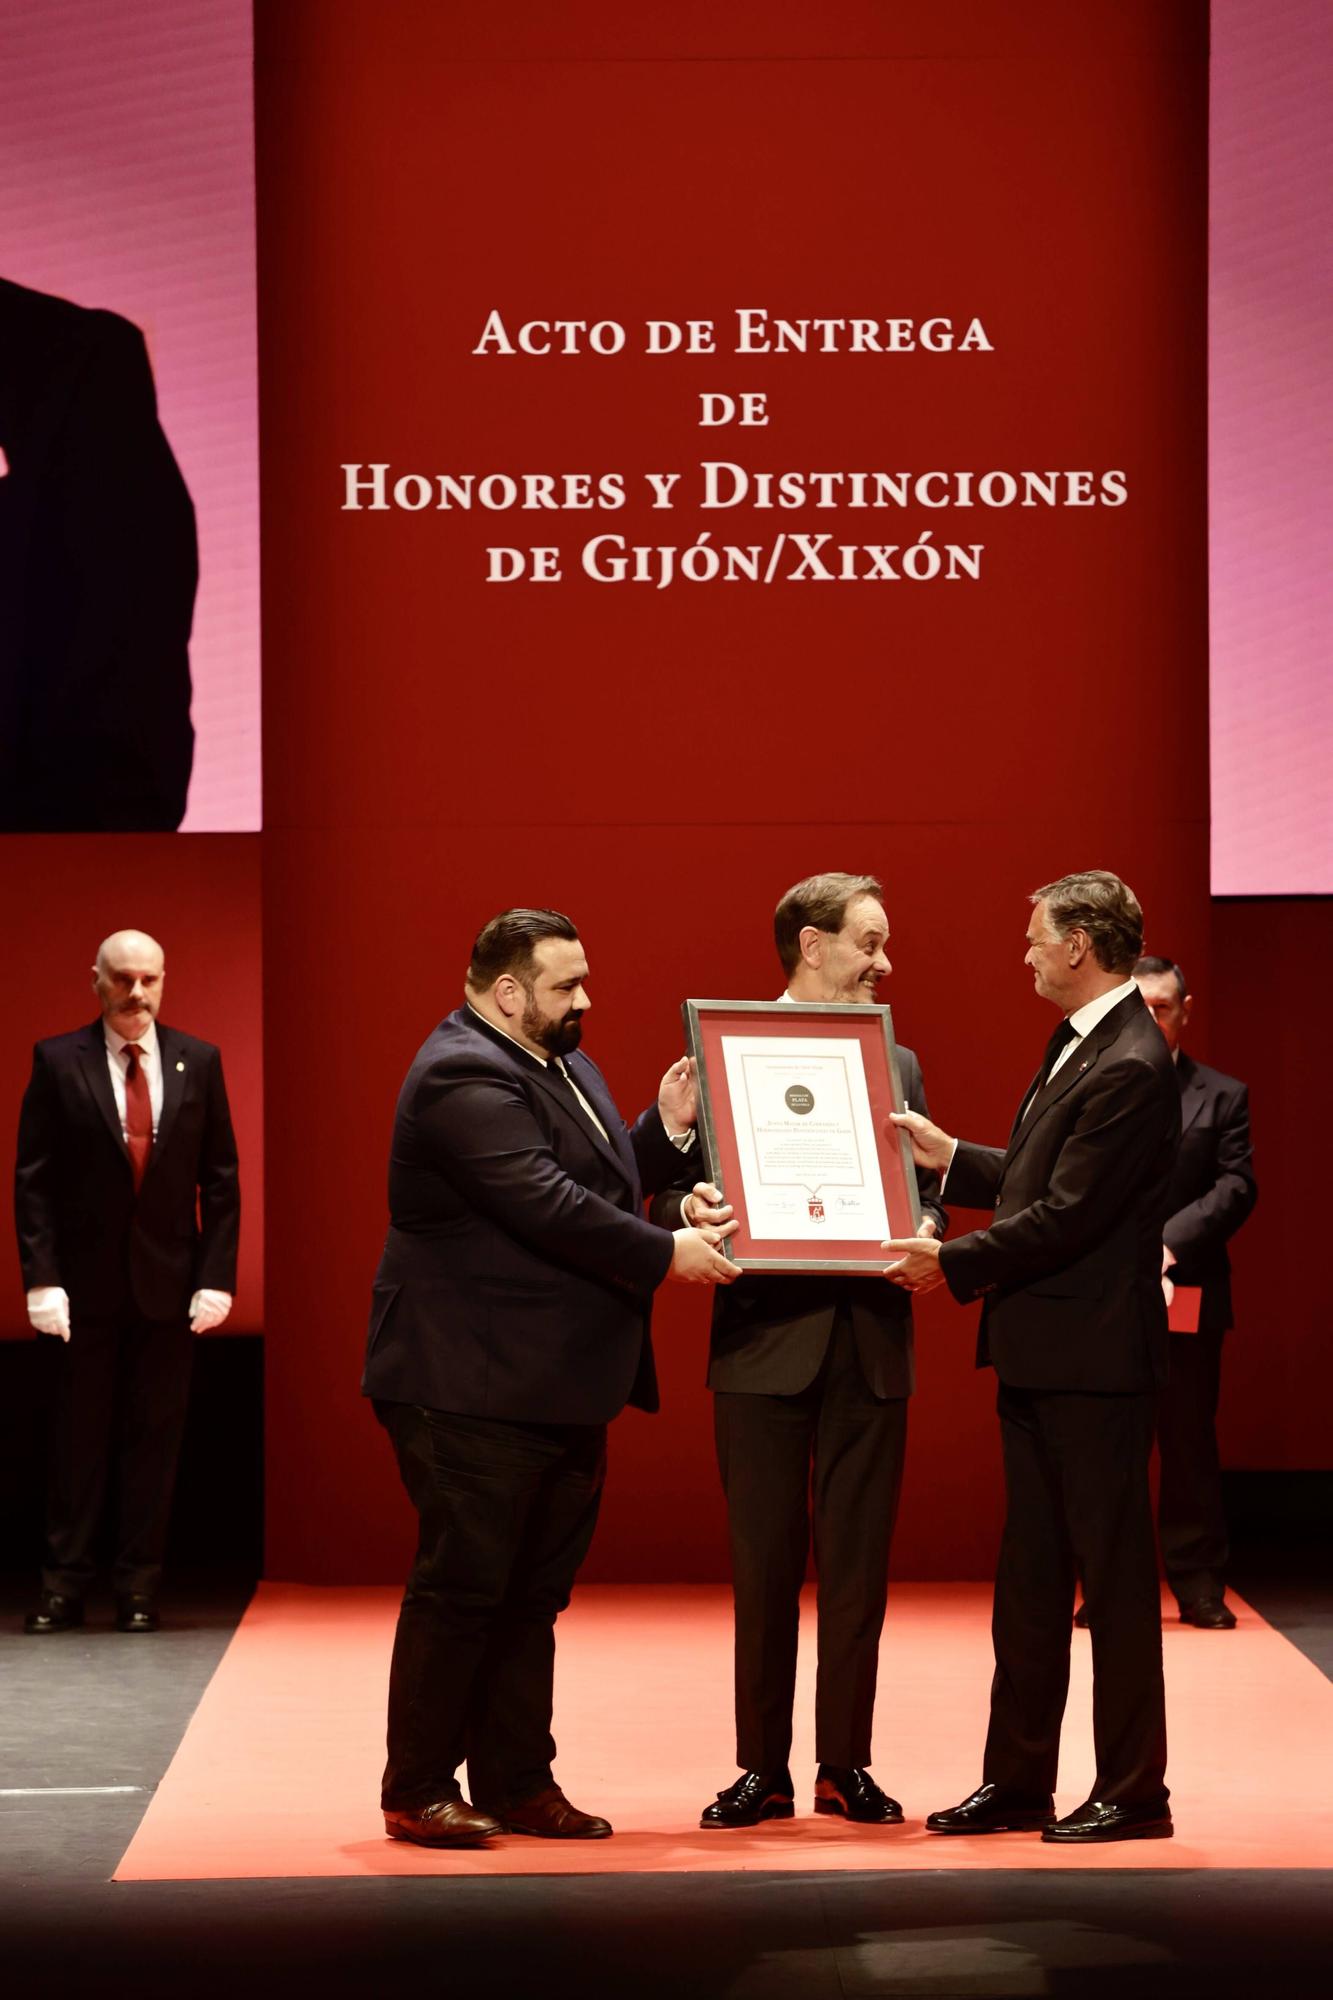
[176,1061,185,1072]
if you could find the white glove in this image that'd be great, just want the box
[189,1288,233,1334]
[27,1287,71,1342]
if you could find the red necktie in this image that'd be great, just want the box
[124,1044,153,1191]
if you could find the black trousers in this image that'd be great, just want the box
[42,1308,195,1599]
[1157,1329,1228,1606]
[713,1312,908,1772]
[985,1382,1168,1808]
[375,1400,606,1813]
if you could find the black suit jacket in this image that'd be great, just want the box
[0,277,196,832]
[654,1044,946,1398]
[1162,1052,1256,1336]
[939,990,1180,1394]
[362,1008,683,1426]
[14,1022,240,1323]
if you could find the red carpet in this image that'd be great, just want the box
[115,1583,1333,1879]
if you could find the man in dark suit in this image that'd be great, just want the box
[653,873,946,1830]
[363,907,736,1849]
[15,930,239,1634]
[0,276,196,832]
[885,871,1180,1843]
[1136,955,1257,1628]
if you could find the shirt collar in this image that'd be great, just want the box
[464,1000,549,1068]
[1066,977,1140,1042]
[105,1018,160,1062]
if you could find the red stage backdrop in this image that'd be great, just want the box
[1211,897,1333,1475]
[257,2,1210,1581]
[1,836,263,1336]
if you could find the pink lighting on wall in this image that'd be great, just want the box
[1210,0,1333,895]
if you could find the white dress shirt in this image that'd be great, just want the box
[1044,978,1141,1086]
[940,978,1143,1189]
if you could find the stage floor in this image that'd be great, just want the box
[115,1580,1333,1881]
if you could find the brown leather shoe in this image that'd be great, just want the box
[384,1798,503,1847]
[491,1784,612,1839]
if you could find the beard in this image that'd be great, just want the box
[523,995,584,1057]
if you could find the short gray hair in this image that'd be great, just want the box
[1032,870,1143,975]
[774,872,883,976]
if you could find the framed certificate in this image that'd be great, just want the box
[683,1000,922,1271]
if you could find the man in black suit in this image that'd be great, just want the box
[885,871,1180,1843]
[653,872,946,1830]
[363,907,736,1849]
[0,277,196,832]
[1136,955,1257,1628]
[16,930,239,1634]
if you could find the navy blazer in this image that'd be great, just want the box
[14,1021,240,1322]
[1162,1052,1257,1335]
[362,1008,681,1424]
[940,991,1180,1394]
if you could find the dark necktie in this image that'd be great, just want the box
[124,1043,154,1191]
[1039,1017,1079,1088]
[1021,1018,1079,1123]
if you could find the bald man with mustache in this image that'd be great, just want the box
[15,930,240,1633]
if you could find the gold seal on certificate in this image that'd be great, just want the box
[684,1001,922,1271]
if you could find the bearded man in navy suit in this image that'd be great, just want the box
[363,907,737,1848]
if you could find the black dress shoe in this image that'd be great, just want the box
[926,1783,1054,1834]
[24,1592,84,1635]
[700,1768,795,1829]
[483,1784,612,1838]
[384,1798,504,1847]
[115,1595,159,1634]
[1179,1596,1236,1629]
[1073,1601,1091,1628]
[1042,1797,1173,1843]
[814,1765,903,1824]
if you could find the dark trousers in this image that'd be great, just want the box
[375,1400,606,1812]
[713,1312,908,1772]
[1157,1329,1228,1606]
[985,1383,1168,1808]
[42,1308,195,1599]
